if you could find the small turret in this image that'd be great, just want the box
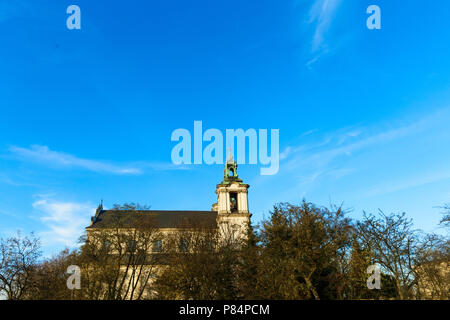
[90,200,104,225]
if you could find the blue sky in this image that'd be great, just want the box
[1,0,449,256]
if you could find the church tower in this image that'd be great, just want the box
[213,152,251,241]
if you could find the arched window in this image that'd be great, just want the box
[153,240,162,253]
[230,193,238,212]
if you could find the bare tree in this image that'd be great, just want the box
[439,204,450,229]
[23,248,79,300]
[414,234,449,299]
[0,231,41,300]
[79,209,161,300]
[356,212,419,299]
[154,218,241,300]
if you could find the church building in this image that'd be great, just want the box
[87,155,251,242]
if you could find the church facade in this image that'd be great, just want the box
[87,156,251,244]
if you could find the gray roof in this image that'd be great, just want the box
[87,210,218,229]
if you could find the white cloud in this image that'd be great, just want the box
[7,145,190,175]
[279,146,292,160]
[282,111,437,174]
[271,107,450,201]
[303,0,343,67]
[9,145,142,174]
[362,170,450,198]
[32,198,95,248]
[308,0,342,52]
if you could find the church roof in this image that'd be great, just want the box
[87,209,218,229]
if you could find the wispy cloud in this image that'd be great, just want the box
[282,113,431,175]
[8,145,142,175]
[7,144,192,176]
[308,0,342,52]
[32,197,95,248]
[274,107,450,198]
[304,0,343,67]
[7,145,191,174]
[363,169,450,198]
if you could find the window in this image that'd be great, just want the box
[206,240,215,251]
[153,240,162,253]
[127,240,137,253]
[179,239,188,252]
[102,240,111,251]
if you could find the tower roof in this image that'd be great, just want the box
[221,152,245,185]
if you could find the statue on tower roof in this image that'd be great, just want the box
[222,146,243,184]
[226,146,234,164]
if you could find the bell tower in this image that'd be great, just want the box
[213,152,251,241]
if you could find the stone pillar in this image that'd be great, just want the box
[218,189,227,213]
[237,193,244,212]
